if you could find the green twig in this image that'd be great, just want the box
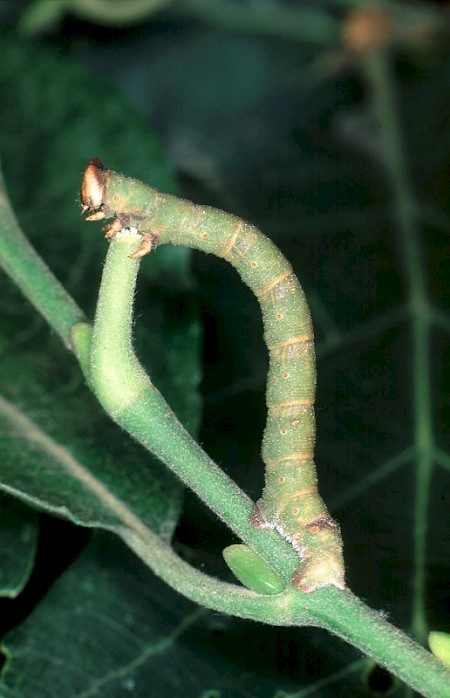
[125,529,450,698]
[86,230,299,581]
[0,165,86,350]
[19,0,172,33]
[363,49,433,644]
[178,0,338,45]
[72,0,172,24]
[84,230,450,697]
[21,0,338,42]
[123,528,450,698]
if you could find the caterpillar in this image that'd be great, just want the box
[80,158,345,592]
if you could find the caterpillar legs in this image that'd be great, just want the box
[102,219,159,259]
[250,503,346,592]
[128,232,159,259]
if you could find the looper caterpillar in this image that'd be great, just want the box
[80,159,345,592]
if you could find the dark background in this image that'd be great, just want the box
[0,1,449,696]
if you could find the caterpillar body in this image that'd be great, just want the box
[80,159,345,592]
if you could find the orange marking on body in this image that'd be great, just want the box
[267,333,314,351]
[265,452,315,471]
[222,221,243,257]
[268,398,314,413]
[287,486,318,500]
[201,232,209,239]
[309,525,320,534]
[282,372,289,378]
[278,476,286,484]
[276,313,283,320]
[266,452,315,464]
[250,261,257,267]
[257,269,292,298]
[280,428,288,436]
[292,507,300,516]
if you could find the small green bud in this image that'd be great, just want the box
[429,631,450,668]
[223,544,286,595]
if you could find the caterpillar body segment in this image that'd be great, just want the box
[80,159,345,592]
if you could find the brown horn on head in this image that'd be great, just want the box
[80,158,105,212]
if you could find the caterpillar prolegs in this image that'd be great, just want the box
[80,159,346,592]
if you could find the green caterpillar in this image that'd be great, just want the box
[81,159,345,592]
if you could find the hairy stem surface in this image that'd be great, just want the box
[0,166,85,349]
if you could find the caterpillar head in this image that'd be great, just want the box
[80,158,106,219]
[80,159,159,258]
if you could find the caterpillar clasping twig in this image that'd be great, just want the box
[80,158,345,593]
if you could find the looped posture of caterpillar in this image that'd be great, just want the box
[80,159,345,592]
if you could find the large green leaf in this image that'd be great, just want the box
[0,497,38,598]
[0,34,201,586]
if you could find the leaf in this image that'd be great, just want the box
[0,31,180,307]
[0,496,38,598]
[18,0,68,35]
[0,371,180,537]
[0,37,200,561]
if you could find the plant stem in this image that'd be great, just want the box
[295,590,450,698]
[363,50,433,643]
[126,525,450,696]
[87,231,450,696]
[121,527,315,626]
[66,0,172,26]
[0,166,85,350]
[88,231,299,581]
[178,0,338,45]
[122,523,450,696]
